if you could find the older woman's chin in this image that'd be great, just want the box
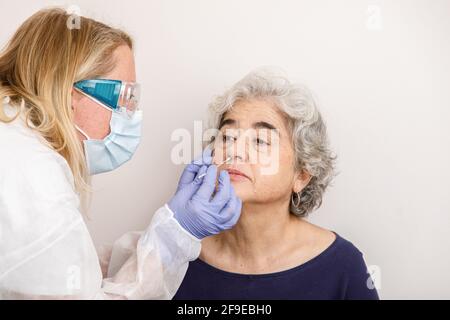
[230,184,254,202]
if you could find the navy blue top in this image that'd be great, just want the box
[174,232,379,300]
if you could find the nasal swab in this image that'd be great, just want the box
[198,156,232,179]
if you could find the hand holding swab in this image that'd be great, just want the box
[197,156,232,179]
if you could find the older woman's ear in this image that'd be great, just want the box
[293,170,312,193]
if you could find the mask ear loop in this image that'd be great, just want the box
[74,124,91,140]
[72,86,108,140]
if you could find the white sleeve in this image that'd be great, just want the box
[98,205,201,300]
[0,141,201,299]
[1,206,201,300]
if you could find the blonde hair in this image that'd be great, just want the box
[0,8,133,199]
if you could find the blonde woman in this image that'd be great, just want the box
[0,9,241,299]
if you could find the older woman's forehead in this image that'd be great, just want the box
[222,99,288,129]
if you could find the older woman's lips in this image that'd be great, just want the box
[226,169,250,182]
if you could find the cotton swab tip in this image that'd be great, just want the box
[197,157,232,179]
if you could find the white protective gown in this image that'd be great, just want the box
[0,103,201,299]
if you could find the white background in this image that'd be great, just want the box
[1,0,449,299]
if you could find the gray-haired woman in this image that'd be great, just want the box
[173,68,379,300]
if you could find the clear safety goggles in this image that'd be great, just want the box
[74,79,141,116]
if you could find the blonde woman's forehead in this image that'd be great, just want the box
[104,45,136,83]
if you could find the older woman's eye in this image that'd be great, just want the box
[255,138,270,146]
[223,134,237,143]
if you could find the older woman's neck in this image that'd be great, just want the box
[220,201,299,259]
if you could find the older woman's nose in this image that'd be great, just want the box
[225,134,252,164]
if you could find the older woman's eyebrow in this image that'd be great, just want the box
[253,121,278,132]
[218,119,236,129]
[219,119,279,135]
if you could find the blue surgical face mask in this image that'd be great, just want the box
[75,110,143,175]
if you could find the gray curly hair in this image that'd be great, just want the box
[207,68,336,217]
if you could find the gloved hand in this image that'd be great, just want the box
[168,148,242,239]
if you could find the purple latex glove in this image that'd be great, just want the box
[168,148,242,239]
